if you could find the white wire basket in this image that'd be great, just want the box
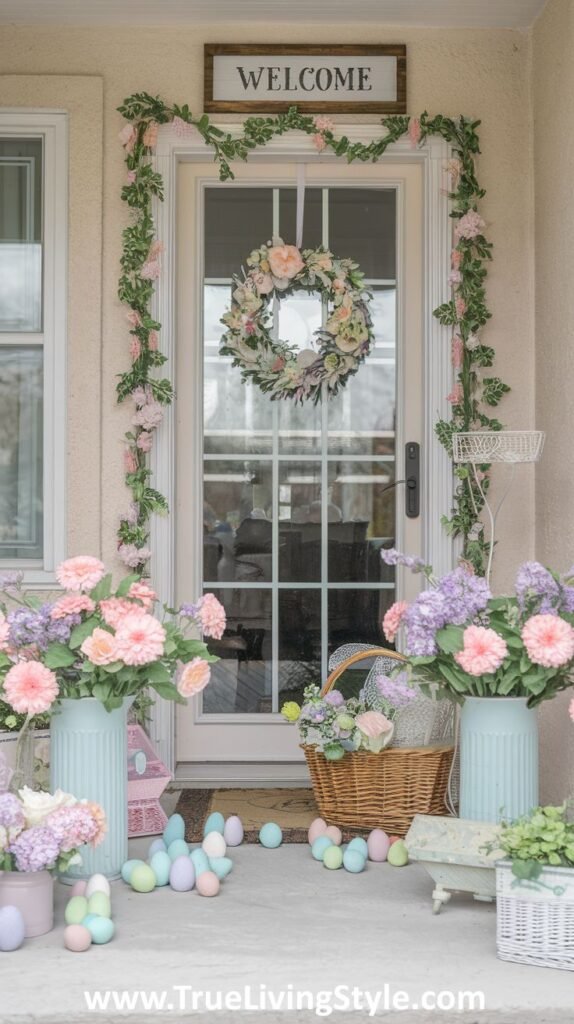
[452,430,545,465]
[496,861,574,971]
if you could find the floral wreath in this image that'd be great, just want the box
[220,238,374,404]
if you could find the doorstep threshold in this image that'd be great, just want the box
[174,760,311,787]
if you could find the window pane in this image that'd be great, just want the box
[329,461,396,583]
[329,188,396,280]
[278,461,322,583]
[278,589,321,705]
[0,138,43,332]
[328,589,392,655]
[204,460,272,583]
[0,347,43,560]
[202,587,272,713]
[204,188,273,279]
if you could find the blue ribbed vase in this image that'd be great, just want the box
[459,696,538,823]
[50,698,130,882]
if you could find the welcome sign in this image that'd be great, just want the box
[204,45,407,114]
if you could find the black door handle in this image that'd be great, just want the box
[405,442,420,519]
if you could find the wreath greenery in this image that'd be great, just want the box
[220,238,374,404]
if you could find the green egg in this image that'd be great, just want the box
[65,896,88,925]
[88,892,111,918]
[323,846,344,870]
[121,859,144,884]
[387,840,409,867]
[130,864,156,893]
[85,916,115,945]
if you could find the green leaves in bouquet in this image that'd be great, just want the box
[89,574,113,603]
[115,572,142,597]
[44,643,78,670]
[69,616,100,650]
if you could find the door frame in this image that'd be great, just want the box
[148,123,455,775]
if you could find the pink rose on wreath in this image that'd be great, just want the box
[267,244,304,281]
[250,269,274,295]
[114,613,166,665]
[355,710,394,738]
[81,628,119,667]
[454,626,508,676]
[56,555,106,592]
[177,657,211,698]
[382,600,409,644]
[455,210,486,241]
[4,661,59,715]
[521,614,574,668]
[137,431,153,452]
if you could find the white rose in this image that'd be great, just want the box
[18,786,77,827]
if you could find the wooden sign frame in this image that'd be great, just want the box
[204,44,407,114]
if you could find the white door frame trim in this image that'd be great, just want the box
[148,124,454,774]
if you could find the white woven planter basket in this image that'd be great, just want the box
[496,860,574,971]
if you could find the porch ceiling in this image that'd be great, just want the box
[0,0,548,28]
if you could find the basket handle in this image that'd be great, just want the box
[321,648,407,696]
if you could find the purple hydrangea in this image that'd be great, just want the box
[402,568,490,657]
[0,793,25,831]
[375,671,418,708]
[179,603,200,619]
[515,562,560,615]
[323,690,345,707]
[0,570,24,594]
[7,604,79,651]
[381,548,427,572]
[438,568,491,625]
[9,824,60,872]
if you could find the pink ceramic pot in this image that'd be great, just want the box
[0,870,54,937]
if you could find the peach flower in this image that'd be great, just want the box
[137,431,153,452]
[4,661,59,715]
[50,594,96,620]
[56,556,105,593]
[454,626,508,676]
[355,710,393,738]
[81,628,118,666]
[382,601,409,644]
[250,269,274,295]
[521,614,574,669]
[83,801,108,846]
[99,597,138,630]
[128,581,157,610]
[114,613,166,665]
[177,657,211,697]
[312,133,327,152]
[143,121,159,148]
[267,244,304,281]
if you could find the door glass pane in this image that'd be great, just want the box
[329,460,395,583]
[202,587,272,714]
[204,460,272,583]
[205,188,272,278]
[0,347,43,560]
[278,589,321,706]
[328,589,392,655]
[0,138,43,332]
[329,188,396,280]
[279,461,321,583]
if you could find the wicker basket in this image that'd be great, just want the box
[496,861,574,971]
[303,648,455,837]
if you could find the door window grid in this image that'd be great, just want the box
[202,185,397,714]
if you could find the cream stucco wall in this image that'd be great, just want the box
[533,0,574,803]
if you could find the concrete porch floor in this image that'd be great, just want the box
[2,833,573,1024]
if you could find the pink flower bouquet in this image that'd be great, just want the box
[0,786,106,874]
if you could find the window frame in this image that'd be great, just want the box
[0,110,68,586]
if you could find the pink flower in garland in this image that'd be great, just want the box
[118,122,137,152]
[140,259,161,281]
[569,697,574,723]
[172,116,197,139]
[408,117,422,147]
[148,330,159,351]
[448,270,462,288]
[197,593,226,640]
[455,210,486,241]
[56,555,105,592]
[126,170,136,185]
[133,400,164,431]
[137,431,153,452]
[124,448,139,474]
[130,336,141,361]
[451,249,463,269]
[312,133,327,152]
[451,335,464,370]
[51,594,95,620]
[4,661,59,715]
[314,116,334,133]
[382,600,409,644]
[455,296,467,319]
[118,544,152,569]
[522,614,574,668]
[143,121,159,148]
[126,309,142,328]
[114,613,166,665]
[131,386,149,408]
[446,382,464,405]
[454,626,508,676]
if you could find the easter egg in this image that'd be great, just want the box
[259,822,282,848]
[190,849,210,876]
[70,880,87,897]
[121,859,144,884]
[311,836,333,861]
[323,846,344,870]
[150,851,172,887]
[387,840,409,867]
[86,916,115,945]
[367,829,390,862]
[347,837,368,859]
[168,839,190,861]
[169,856,195,892]
[389,835,401,845]
[343,849,366,874]
[324,825,342,846]
[85,874,111,899]
[148,838,167,858]
[203,812,225,836]
[64,924,92,952]
[88,892,111,919]
[196,871,220,897]
[307,817,328,845]
[223,815,244,847]
[130,864,156,893]
[163,813,186,847]
[0,906,25,951]
[202,832,226,858]
[81,914,100,927]
[65,896,89,925]
[209,856,233,881]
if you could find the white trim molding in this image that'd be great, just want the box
[149,124,454,773]
[0,109,68,588]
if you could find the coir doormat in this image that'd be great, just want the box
[175,787,319,843]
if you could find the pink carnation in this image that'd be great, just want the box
[408,117,421,147]
[137,431,153,452]
[451,335,464,370]
[56,556,105,593]
[132,401,164,431]
[126,309,142,328]
[128,581,157,610]
[454,626,508,676]
[114,613,166,665]
[140,259,160,281]
[124,448,139,474]
[51,594,95,620]
[355,710,393,738]
[455,210,486,241]
[177,657,211,698]
[382,601,409,644]
[446,382,464,405]
[198,593,226,640]
[4,661,59,715]
[314,116,334,133]
[118,544,151,569]
[99,597,137,630]
[522,614,574,669]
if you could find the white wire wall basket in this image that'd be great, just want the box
[452,430,545,465]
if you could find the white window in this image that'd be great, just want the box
[0,111,67,585]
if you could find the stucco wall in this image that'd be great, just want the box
[533,0,574,803]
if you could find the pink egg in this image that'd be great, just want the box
[196,870,220,897]
[367,828,391,862]
[324,825,342,846]
[307,818,328,845]
[64,924,92,952]
[70,880,87,897]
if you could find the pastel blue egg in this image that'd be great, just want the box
[343,849,366,874]
[85,916,115,945]
[203,812,225,837]
[0,905,25,952]
[163,813,185,847]
[121,859,144,884]
[150,851,172,886]
[190,849,210,876]
[168,839,190,861]
[81,914,100,927]
[259,822,282,849]
[347,837,368,859]
[209,856,233,880]
[311,836,334,861]
[148,838,167,858]
[169,856,195,892]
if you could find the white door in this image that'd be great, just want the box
[176,160,423,768]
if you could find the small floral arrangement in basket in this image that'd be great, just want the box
[0,787,106,873]
[281,671,418,761]
[491,804,574,883]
